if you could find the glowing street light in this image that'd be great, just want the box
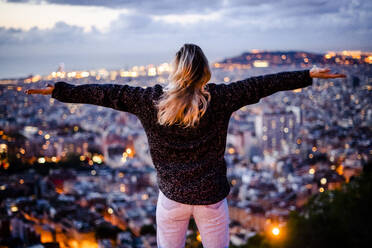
[320,177,327,185]
[38,157,46,163]
[272,227,280,236]
[196,233,202,242]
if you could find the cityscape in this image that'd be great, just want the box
[0,49,371,247]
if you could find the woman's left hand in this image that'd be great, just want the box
[309,67,346,79]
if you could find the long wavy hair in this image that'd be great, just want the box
[155,44,211,128]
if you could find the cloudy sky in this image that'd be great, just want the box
[0,0,371,78]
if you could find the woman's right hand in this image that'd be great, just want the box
[24,84,55,95]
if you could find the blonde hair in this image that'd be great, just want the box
[155,44,211,128]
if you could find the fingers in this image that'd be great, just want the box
[318,73,346,78]
[25,89,40,94]
[311,67,346,79]
[320,68,330,72]
[328,73,346,78]
[24,88,49,95]
[24,81,54,95]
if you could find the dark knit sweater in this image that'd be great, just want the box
[51,69,313,205]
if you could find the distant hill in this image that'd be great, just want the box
[214,50,371,68]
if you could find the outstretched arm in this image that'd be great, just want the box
[217,67,345,113]
[25,81,147,115]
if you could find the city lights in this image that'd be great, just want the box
[148,67,157,76]
[11,206,18,212]
[196,233,202,242]
[336,165,344,175]
[228,147,235,154]
[92,155,103,164]
[0,45,369,247]
[253,60,269,67]
[38,157,46,163]
[0,144,7,153]
[272,227,280,236]
[320,177,327,185]
[120,184,126,192]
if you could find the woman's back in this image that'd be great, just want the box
[139,83,233,205]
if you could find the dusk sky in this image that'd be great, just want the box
[0,0,371,78]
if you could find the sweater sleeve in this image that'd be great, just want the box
[218,69,313,113]
[51,81,146,115]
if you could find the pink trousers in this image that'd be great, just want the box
[156,190,230,248]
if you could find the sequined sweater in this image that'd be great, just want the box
[51,69,313,205]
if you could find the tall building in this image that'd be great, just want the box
[258,111,297,153]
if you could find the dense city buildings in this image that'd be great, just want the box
[0,50,371,247]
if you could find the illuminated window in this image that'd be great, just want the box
[271,120,276,129]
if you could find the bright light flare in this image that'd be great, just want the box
[272,227,280,236]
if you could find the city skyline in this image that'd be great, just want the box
[0,0,371,78]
